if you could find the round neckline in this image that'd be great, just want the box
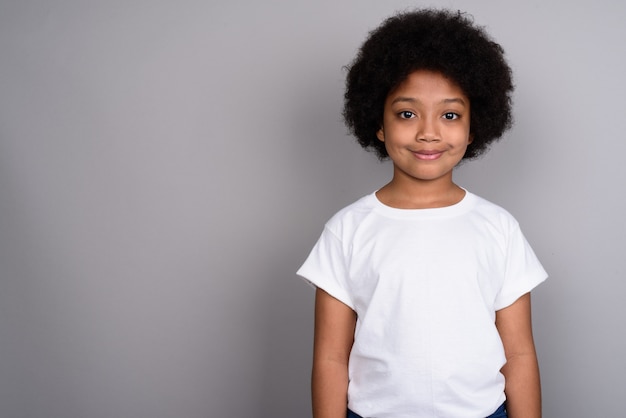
[370,188,476,219]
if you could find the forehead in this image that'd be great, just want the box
[388,70,468,102]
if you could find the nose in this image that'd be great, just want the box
[416,116,440,142]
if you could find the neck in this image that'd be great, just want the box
[376,173,464,209]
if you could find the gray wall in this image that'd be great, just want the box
[1,0,624,417]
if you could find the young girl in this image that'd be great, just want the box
[297,9,547,418]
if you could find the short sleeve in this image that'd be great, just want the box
[296,226,355,310]
[494,223,548,310]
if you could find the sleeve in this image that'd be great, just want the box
[494,223,548,310]
[296,226,355,310]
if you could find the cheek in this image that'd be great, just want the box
[458,126,472,145]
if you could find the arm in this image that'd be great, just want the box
[495,292,542,418]
[312,288,357,418]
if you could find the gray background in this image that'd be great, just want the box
[1,0,624,417]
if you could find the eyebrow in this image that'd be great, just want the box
[390,97,467,106]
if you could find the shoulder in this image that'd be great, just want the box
[324,193,378,236]
[466,191,520,230]
[463,192,525,250]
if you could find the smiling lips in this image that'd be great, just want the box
[412,150,443,160]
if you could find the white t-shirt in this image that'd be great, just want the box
[297,190,547,418]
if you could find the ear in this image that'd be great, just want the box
[468,133,474,144]
[376,127,385,142]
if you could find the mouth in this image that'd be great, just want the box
[412,150,443,160]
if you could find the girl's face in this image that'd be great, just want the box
[377,70,472,187]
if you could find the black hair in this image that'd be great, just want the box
[343,9,514,160]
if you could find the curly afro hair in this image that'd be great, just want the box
[343,9,514,160]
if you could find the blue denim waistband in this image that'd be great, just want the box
[347,402,507,418]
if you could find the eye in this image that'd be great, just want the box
[398,111,416,119]
[442,112,460,120]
